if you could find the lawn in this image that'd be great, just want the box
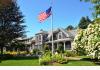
[0,56,99,66]
[52,56,100,66]
[53,60,98,66]
[0,59,98,66]
[0,57,39,66]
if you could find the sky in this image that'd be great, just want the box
[17,0,93,37]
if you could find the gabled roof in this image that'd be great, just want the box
[47,28,77,39]
[35,29,48,35]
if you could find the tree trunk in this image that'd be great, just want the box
[0,46,3,62]
[95,50,99,61]
[0,46,3,55]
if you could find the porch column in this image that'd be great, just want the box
[64,41,66,51]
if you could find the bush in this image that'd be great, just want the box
[52,54,68,64]
[32,49,40,55]
[39,51,52,65]
[5,51,27,56]
[75,47,87,56]
[40,51,68,65]
[58,58,67,64]
[40,54,52,65]
[57,43,64,53]
[64,50,77,57]
[44,51,52,56]
[0,54,13,60]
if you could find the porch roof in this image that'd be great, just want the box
[46,38,72,43]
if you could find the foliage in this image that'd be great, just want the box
[32,49,40,55]
[40,51,68,65]
[0,54,13,60]
[57,43,64,53]
[0,0,12,8]
[66,25,74,30]
[74,46,87,56]
[43,51,52,56]
[40,51,52,65]
[5,51,27,56]
[78,16,91,29]
[73,18,100,59]
[80,0,100,18]
[52,54,68,64]
[0,0,26,55]
[64,50,77,57]
[43,44,50,52]
[10,41,26,51]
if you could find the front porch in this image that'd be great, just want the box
[46,39,72,52]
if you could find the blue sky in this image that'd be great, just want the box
[17,0,92,37]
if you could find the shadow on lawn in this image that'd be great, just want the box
[80,58,100,65]
[0,54,39,61]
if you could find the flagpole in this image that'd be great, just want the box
[51,0,54,56]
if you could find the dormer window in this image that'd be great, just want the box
[39,35,41,41]
[58,32,62,39]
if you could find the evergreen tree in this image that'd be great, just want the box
[78,16,91,29]
[66,25,74,30]
[0,0,26,55]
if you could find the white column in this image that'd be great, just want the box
[64,41,66,51]
[41,34,42,44]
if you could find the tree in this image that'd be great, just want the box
[73,18,100,60]
[0,0,26,55]
[78,16,91,29]
[80,0,100,18]
[66,25,74,30]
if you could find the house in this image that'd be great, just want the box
[2,28,76,52]
[32,28,77,52]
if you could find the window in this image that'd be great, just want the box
[58,32,62,39]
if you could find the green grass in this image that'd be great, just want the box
[0,56,100,66]
[0,58,39,66]
[52,56,100,66]
[0,59,98,66]
[53,60,98,66]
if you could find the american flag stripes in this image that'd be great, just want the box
[38,7,52,22]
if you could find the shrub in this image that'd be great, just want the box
[40,54,52,65]
[52,54,68,64]
[74,47,87,56]
[5,51,27,56]
[57,43,64,53]
[32,49,40,55]
[40,52,68,65]
[58,58,67,64]
[64,50,77,57]
[6,51,18,56]
[0,54,13,60]
[44,51,52,56]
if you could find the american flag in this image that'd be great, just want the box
[38,7,52,22]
